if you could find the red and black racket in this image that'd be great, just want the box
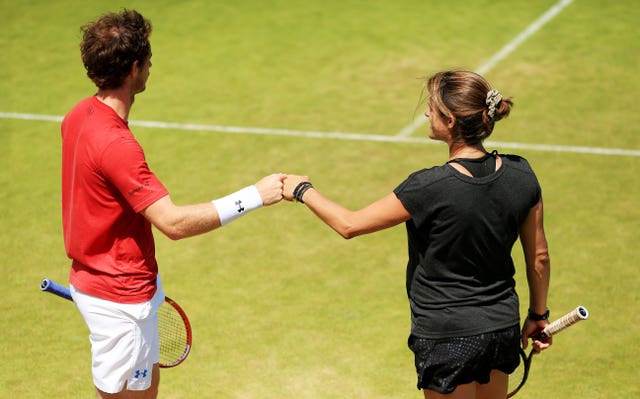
[40,278,192,368]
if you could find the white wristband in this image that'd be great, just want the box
[212,185,263,226]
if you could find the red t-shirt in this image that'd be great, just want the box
[61,96,169,303]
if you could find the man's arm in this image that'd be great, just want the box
[142,195,220,240]
[142,173,286,240]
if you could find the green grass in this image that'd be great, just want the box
[2,1,639,398]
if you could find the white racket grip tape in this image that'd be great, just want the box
[541,306,589,338]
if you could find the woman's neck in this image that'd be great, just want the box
[449,142,487,160]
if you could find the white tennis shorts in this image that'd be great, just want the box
[70,278,165,394]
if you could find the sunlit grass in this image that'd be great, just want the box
[1,1,638,398]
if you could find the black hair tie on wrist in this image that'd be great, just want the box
[293,181,313,203]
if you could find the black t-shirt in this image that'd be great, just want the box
[394,154,541,338]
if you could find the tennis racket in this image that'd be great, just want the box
[40,278,192,368]
[507,306,589,398]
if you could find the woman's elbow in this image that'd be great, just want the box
[536,250,551,268]
[337,224,363,240]
[529,249,550,274]
[340,230,356,240]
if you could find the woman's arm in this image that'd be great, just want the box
[519,198,552,351]
[284,175,411,239]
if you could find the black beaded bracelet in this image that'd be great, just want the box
[292,181,304,200]
[293,181,313,203]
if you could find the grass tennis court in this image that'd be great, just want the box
[1,0,638,398]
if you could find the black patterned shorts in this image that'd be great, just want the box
[407,325,520,394]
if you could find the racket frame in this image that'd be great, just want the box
[507,348,533,398]
[158,296,192,367]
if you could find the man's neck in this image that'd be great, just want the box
[95,88,135,121]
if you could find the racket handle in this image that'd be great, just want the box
[40,278,73,301]
[540,306,589,338]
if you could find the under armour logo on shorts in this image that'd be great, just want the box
[134,369,148,379]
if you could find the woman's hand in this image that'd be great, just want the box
[283,174,310,201]
[521,318,552,354]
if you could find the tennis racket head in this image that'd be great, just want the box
[507,348,533,398]
[158,296,192,368]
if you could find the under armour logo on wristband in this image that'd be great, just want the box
[235,200,245,213]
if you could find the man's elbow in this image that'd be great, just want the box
[155,224,188,241]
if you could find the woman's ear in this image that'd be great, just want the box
[446,115,456,130]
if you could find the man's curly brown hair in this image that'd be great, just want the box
[80,9,152,90]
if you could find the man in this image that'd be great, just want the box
[61,9,285,398]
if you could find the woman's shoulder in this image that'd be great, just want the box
[407,164,452,181]
[500,153,535,173]
[396,164,453,192]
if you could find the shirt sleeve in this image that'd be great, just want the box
[394,173,420,215]
[100,130,169,213]
[393,168,443,227]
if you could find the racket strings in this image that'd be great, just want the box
[157,301,189,366]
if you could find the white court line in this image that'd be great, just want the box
[2,111,639,157]
[395,0,574,138]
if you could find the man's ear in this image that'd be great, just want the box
[129,60,140,78]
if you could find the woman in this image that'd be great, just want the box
[283,70,552,399]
